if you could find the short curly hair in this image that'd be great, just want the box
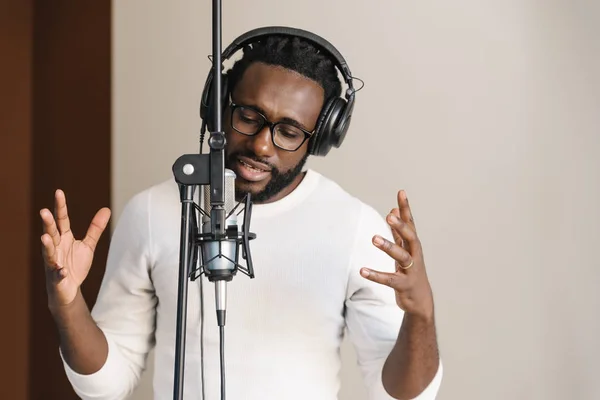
[225,35,342,102]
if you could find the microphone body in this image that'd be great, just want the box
[202,168,238,277]
[201,168,239,326]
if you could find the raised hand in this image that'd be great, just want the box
[40,189,111,309]
[360,190,434,321]
[361,190,441,400]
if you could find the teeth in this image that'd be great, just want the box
[240,159,265,172]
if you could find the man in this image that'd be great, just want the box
[40,30,443,399]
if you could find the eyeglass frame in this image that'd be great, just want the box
[228,102,315,152]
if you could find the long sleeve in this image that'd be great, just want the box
[344,204,443,400]
[61,189,158,399]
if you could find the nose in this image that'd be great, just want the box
[247,125,275,158]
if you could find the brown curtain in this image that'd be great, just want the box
[0,2,111,399]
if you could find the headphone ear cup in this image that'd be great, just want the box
[332,95,353,149]
[308,98,334,156]
[201,73,229,131]
[221,74,229,112]
[309,97,346,157]
[220,74,229,122]
[200,73,213,122]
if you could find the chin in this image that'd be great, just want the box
[234,180,268,199]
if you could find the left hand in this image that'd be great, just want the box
[360,190,435,321]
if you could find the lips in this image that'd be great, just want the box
[238,156,271,172]
[236,156,272,182]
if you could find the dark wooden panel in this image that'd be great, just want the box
[0,1,33,399]
[29,2,112,399]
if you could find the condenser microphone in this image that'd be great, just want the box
[201,168,239,326]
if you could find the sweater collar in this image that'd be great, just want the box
[249,168,320,219]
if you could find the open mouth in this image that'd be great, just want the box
[239,158,269,172]
[236,157,272,182]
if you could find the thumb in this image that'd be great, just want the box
[82,208,111,252]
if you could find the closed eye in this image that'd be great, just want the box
[240,114,259,123]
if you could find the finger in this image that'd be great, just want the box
[54,189,71,235]
[41,233,60,269]
[40,208,60,247]
[360,267,408,290]
[397,190,416,231]
[82,208,111,252]
[372,235,413,270]
[386,213,421,256]
[388,208,403,247]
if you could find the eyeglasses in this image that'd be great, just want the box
[229,102,314,152]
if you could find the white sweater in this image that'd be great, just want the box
[61,169,442,399]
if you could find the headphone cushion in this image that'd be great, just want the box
[201,73,229,130]
[310,97,346,156]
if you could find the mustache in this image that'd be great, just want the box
[227,151,277,172]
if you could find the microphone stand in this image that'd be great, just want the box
[170,1,256,399]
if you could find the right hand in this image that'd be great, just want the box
[40,189,111,309]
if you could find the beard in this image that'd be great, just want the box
[225,151,309,203]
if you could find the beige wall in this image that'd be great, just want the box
[113,1,600,399]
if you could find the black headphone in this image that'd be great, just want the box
[200,26,356,157]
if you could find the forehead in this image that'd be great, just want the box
[231,62,325,127]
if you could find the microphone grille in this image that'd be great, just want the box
[224,168,237,214]
[203,168,237,215]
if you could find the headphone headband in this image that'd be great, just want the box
[221,26,354,90]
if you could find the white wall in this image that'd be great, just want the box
[113,1,600,399]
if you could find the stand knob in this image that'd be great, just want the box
[208,133,226,150]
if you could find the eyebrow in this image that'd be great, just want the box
[241,102,311,132]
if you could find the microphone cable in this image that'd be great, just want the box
[199,275,228,400]
[192,205,207,400]
[199,268,206,400]
[219,324,226,400]
[199,120,207,154]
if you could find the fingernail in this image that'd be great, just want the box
[401,190,408,200]
[389,214,401,224]
[360,268,370,277]
[373,236,384,246]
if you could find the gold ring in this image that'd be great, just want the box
[400,260,414,270]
